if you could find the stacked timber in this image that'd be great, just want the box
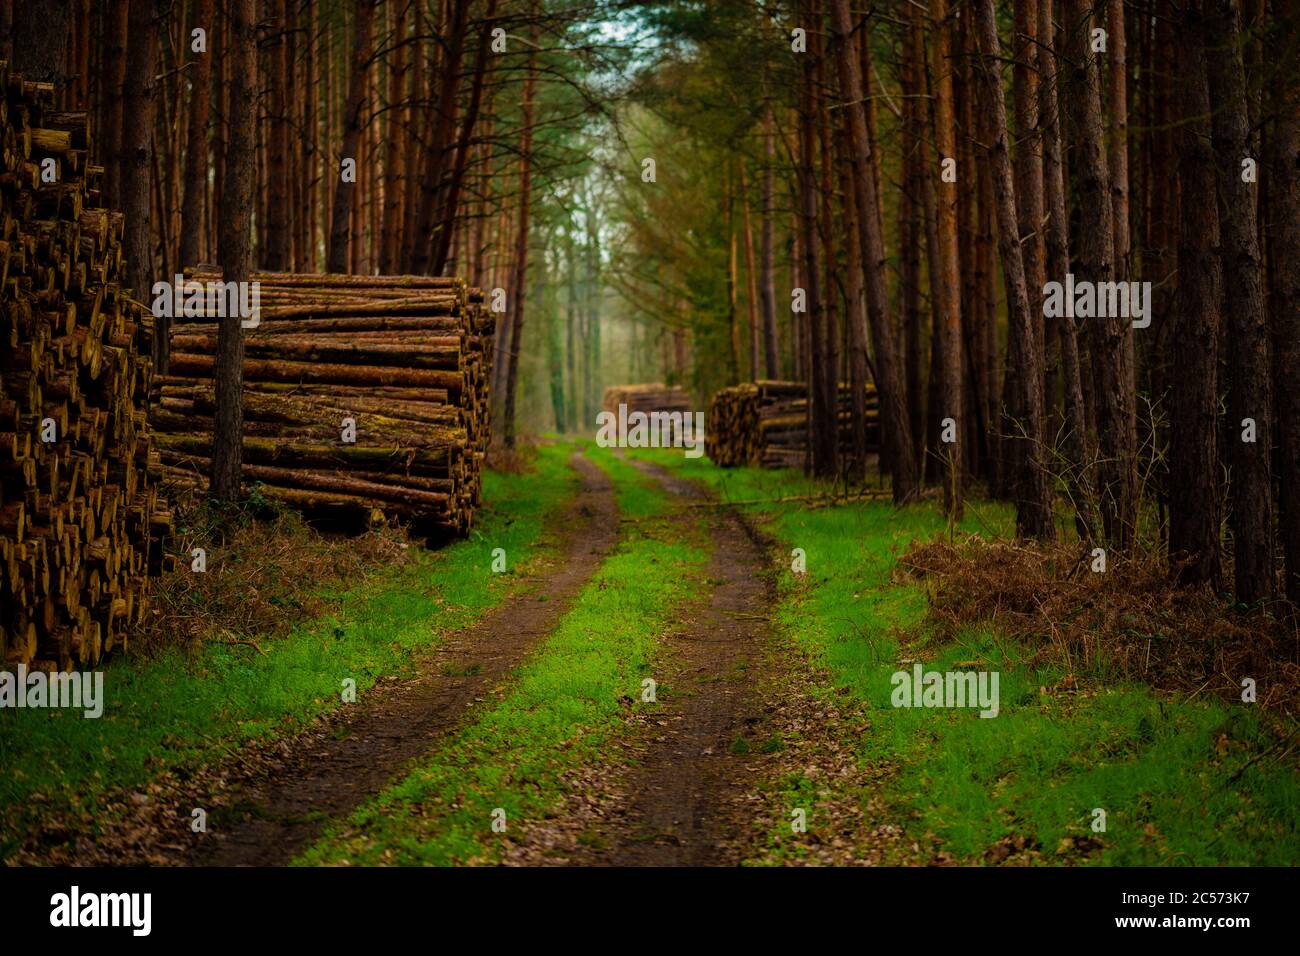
[706,380,879,469]
[151,271,493,535]
[602,383,692,419]
[1,65,171,670]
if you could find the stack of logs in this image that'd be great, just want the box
[1,64,171,670]
[706,380,879,468]
[151,270,493,535]
[602,383,692,419]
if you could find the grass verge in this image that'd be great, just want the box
[628,448,1300,866]
[0,442,582,861]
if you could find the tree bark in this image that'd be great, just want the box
[1272,50,1300,606]
[1207,0,1275,604]
[409,0,471,275]
[121,0,157,305]
[759,106,780,379]
[10,0,69,83]
[179,0,215,279]
[501,26,538,448]
[1039,0,1097,542]
[1168,0,1222,587]
[829,0,918,502]
[797,0,831,477]
[211,0,258,500]
[432,0,499,276]
[973,0,1054,540]
[739,163,762,382]
[327,0,378,274]
[837,119,870,480]
[1064,0,1137,550]
[100,0,129,209]
[264,0,290,270]
[929,0,964,518]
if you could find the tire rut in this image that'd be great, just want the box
[565,458,778,866]
[171,451,619,866]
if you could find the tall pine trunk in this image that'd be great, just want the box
[211,0,258,500]
[973,0,1054,540]
[179,0,215,278]
[1207,0,1275,603]
[501,30,537,449]
[121,0,156,307]
[829,0,918,502]
[1272,56,1300,605]
[1064,0,1137,550]
[1039,0,1096,542]
[1168,0,1222,586]
[929,0,964,518]
[759,107,780,379]
[327,0,377,274]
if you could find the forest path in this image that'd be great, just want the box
[123,451,620,866]
[560,457,780,866]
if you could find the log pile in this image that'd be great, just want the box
[706,380,879,469]
[152,270,493,535]
[1,65,171,670]
[602,383,692,419]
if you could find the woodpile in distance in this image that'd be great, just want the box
[1,66,171,670]
[152,270,493,536]
[706,380,879,468]
[602,383,692,421]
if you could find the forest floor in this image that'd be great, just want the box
[2,441,1297,866]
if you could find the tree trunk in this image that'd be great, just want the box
[211,0,258,500]
[409,0,471,275]
[264,0,290,271]
[1039,0,1097,542]
[1207,0,1275,604]
[502,28,538,448]
[797,0,830,477]
[100,0,129,209]
[973,0,1054,540]
[1064,0,1137,550]
[121,0,156,305]
[929,0,964,519]
[739,164,762,382]
[829,0,918,502]
[380,2,407,275]
[1108,0,1130,284]
[837,119,870,480]
[10,0,69,83]
[1168,0,1222,586]
[327,0,378,274]
[759,106,780,379]
[179,0,215,279]
[815,24,840,477]
[1272,54,1300,605]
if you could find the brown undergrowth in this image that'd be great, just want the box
[133,485,410,660]
[897,535,1300,716]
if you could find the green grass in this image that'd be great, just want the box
[629,447,1300,866]
[0,442,583,861]
[296,442,707,865]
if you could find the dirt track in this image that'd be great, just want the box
[562,460,780,866]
